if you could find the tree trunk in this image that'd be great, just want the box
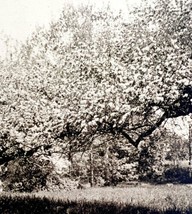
[89,146,94,187]
[104,142,110,185]
[189,118,192,177]
[68,145,73,178]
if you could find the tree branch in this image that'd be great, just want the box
[0,144,52,166]
[118,85,192,148]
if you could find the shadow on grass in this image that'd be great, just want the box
[0,194,191,214]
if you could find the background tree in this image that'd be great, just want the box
[138,127,190,182]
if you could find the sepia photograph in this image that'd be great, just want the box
[0,0,192,213]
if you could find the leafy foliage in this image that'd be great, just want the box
[163,166,192,184]
[138,127,190,182]
[66,134,139,186]
[0,157,56,192]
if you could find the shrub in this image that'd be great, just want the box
[1,157,58,192]
[163,167,192,184]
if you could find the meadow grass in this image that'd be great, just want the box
[0,184,192,213]
[35,184,192,211]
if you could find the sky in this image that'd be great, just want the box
[0,0,143,41]
[0,0,143,57]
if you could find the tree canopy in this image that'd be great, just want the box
[0,0,191,166]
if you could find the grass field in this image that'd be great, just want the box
[35,184,192,211]
[1,184,192,213]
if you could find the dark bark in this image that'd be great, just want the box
[119,85,192,148]
[0,144,52,166]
